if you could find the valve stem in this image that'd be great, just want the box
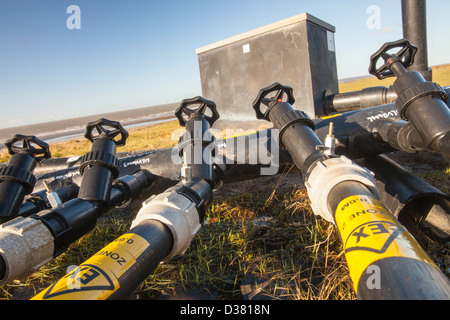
[324,122,336,156]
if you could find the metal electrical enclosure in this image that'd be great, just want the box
[196,13,339,129]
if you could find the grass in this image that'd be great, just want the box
[131,183,355,300]
[0,120,181,163]
[339,63,450,93]
[0,64,449,300]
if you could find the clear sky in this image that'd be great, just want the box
[1,0,449,129]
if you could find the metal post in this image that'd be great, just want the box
[401,0,432,80]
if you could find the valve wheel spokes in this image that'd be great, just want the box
[252,82,295,121]
[175,96,219,127]
[84,118,129,146]
[5,134,51,162]
[368,38,418,80]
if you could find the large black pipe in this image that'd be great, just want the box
[31,215,174,300]
[327,180,450,299]
[355,155,450,239]
[324,86,397,113]
[402,0,432,81]
[103,219,173,300]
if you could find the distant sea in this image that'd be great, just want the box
[0,102,179,148]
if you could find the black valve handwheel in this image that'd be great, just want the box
[175,96,219,127]
[252,82,295,121]
[5,134,51,162]
[84,118,129,146]
[368,38,418,80]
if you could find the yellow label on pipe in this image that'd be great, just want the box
[32,233,150,300]
[335,195,437,293]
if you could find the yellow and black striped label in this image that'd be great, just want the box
[335,195,437,293]
[32,233,150,300]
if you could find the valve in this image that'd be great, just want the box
[84,118,128,146]
[78,118,128,207]
[252,82,314,151]
[368,38,418,80]
[252,82,295,121]
[0,135,51,222]
[369,39,450,160]
[252,82,321,178]
[5,134,51,163]
[175,96,220,187]
[175,96,219,127]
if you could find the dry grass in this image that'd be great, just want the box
[339,63,450,93]
[0,120,181,163]
[136,181,355,300]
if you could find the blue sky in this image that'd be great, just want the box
[1,0,449,129]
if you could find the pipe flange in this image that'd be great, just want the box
[305,156,379,223]
[395,81,448,120]
[0,166,36,194]
[274,110,315,149]
[79,150,120,178]
[177,135,217,158]
[131,188,201,261]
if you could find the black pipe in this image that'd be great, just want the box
[33,119,129,256]
[368,88,450,155]
[33,218,173,300]
[32,96,222,300]
[393,71,449,152]
[31,170,153,258]
[27,103,402,194]
[376,120,425,153]
[395,74,450,160]
[105,219,173,300]
[402,0,432,80]
[324,86,397,113]
[327,180,450,299]
[355,155,450,239]
[109,170,154,208]
[253,83,328,178]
